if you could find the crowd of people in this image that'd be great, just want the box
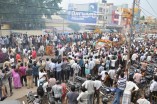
[0,32,156,104]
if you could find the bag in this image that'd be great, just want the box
[37,84,44,97]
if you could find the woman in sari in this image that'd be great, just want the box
[12,66,21,89]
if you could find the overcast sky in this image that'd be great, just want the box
[60,0,157,17]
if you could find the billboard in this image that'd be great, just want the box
[67,3,98,24]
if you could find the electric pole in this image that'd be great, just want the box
[127,0,136,76]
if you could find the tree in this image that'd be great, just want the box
[68,23,81,32]
[140,16,145,20]
[0,0,62,30]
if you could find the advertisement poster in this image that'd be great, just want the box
[67,3,98,24]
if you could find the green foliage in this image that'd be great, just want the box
[68,23,81,32]
[140,16,145,20]
[0,0,62,29]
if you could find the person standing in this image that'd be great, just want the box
[32,48,37,59]
[26,65,33,89]
[71,61,81,82]
[77,86,88,104]
[133,71,142,86]
[82,75,95,104]
[45,58,50,78]
[56,60,62,83]
[88,59,95,75]
[66,85,79,104]
[12,66,21,89]
[136,94,150,104]
[94,75,102,104]
[49,58,56,78]
[85,61,90,77]
[52,81,62,103]
[61,59,70,82]
[19,63,27,86]
[32,62,39,86]
[16,52,21,62]
[78,57,85,77]
[113,73,127,104]
[149,75,157,104]
[122,77,139,104]
[2,65,13,97]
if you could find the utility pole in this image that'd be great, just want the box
[131,0,136,41]
[0,19,2,36]
[127,0,135,76]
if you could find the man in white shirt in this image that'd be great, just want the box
[111,58,117,69]
[137,94,150,104]
[150,76,157,92]
[108,69,116,85]
[122,77,139,104]
[71,61,81,82]
[52,81,62,102]
[88,58,95,75]
[94,76,102,104]
[49,58,56,76]
[1,47,7,53]
[82,76,95,104]
[100,70,107,81]
[45,58,51,78]
[131,53,138,64]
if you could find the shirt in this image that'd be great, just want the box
[117,77,127,90]
[2,48,7,53]
[71,63,80,74]
[94,80,102,90]
[32,50,37,59]
[124,81,139,95]
[45,61,51,71]
[98,66,104,73]
[82,80,95,94]
[150,80,157,92]
[49,62,55,72]
[88,60,95,70]
[137,98,150,104]
[100,71,107,80]
[39,72,47,81]
[147,56,151,62]
[19,66,26,76]
[26,68,33,76]
[132,53,138,61]
[77,91,88,104]
[108,70,116,79]
[111,60,116,67]
[52,84,62,98]
[56,63,62,72]
[67,92,79,104]
[32,65,39,76]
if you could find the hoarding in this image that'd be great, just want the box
[67,3,98,24]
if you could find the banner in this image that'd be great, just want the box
[67,3,98,24]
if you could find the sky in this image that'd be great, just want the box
[60,0,157,17]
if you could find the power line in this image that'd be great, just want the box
[135,2,157,18]
[145,0,157,16]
